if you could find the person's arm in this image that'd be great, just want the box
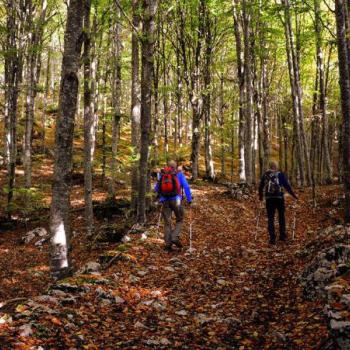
[179,173,192,203]
[279,173,298,199]
[258,174,265,201]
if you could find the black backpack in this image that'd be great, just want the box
[265,171,282,196]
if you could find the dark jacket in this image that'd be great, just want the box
[259,170,297,200]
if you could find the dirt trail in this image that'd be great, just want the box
[0,183,340,349]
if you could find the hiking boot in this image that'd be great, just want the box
[164,244,173,252]
[279,236,287,242]
[171,240,183,248]
[269,239,276,245]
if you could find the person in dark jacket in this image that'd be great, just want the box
[259,161,298,244]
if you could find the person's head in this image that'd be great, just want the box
[168,160,177,170]
[269,161,278,171]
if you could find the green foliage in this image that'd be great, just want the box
[4,186,47,218]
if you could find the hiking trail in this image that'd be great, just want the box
[0,183,341,349]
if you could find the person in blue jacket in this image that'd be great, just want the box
[259,161,298,244]
[155,160,192,251]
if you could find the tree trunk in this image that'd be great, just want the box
[203,8,215,181]
[24,0,47,188]
[4,0,25,217]
[314,0,332,183]
[233,1,246,182]
[242,0,253,185]
[83,0,94,236]
[42,46,51,153]
[219,74,225,177]
[50,0,83,276]
[109,8,122,199]
[131,0,141,212]
[137,0,158,223]
[335,0,350,222]
[282,0,307,185]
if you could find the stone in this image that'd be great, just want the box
[129,274,140,283]
[175,310,188,316]
[80,261,101,274]
[19,324,33,337]
[114,296,125,304]
[134,321,146,328]
[164,266,175,272]
[35,295,59,305]
[34,238,47,247]
[137,270,148,276]
[160,338,171,345]
[53,283,89,294]
[22,232,35,244]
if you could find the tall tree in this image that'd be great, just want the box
[23,0,48,188]
[314,0,332,184]
[49,0,83,276]
[203,2,215,180]
[110,6,122,198]
[335,0,350,223]
[137,0,158,223]
[233,0,246,182]
[4,0,26,216]
[131,0,141,212]
[83,0,94,236]
[281,0,311,185]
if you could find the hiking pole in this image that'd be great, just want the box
[156,204,162,238]
[188,205,194,254]
[292,209,297,240]
[254,204,262,241]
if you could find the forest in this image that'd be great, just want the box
[1,0,350,348]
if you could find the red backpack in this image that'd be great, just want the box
[158,167,181,197]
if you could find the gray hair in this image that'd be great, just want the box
[168,160,177,169]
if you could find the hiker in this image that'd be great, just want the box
[155,160,192,252]
[259,161,298,244]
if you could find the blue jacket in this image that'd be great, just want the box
[259,171,297,200]
[155,171,192,203]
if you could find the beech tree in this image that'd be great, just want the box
[137,0,158,223]
[335,0,350,223]
[49,0,84,276]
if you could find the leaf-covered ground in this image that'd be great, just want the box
[0,183,343,349]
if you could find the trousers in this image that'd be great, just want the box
[266,197,286,241]
[162,200,184,245]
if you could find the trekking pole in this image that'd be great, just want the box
[254,204,262,241]
[188,205,193,253]
[292,208,297,240]
[156,207,162,238]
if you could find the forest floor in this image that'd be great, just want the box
[0,180,344,349]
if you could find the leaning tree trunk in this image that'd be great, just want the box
[83,0,94,236]
[50,0,83,277]
[335,0,350,222]
[131,0,141,212]
[137,0,157,223]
